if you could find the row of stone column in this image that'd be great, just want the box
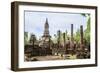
[56,24,84,54]
[71,24,84,50]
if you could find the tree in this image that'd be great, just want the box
[24,32,29,45]
[81,14,90,44]
[81,13,90,48]
[57,30,61,48]
[52,34,57,43]
[30,34,37,45]
[75,29,80,43]
[84,17,90,45]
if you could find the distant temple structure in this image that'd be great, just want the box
[39,18,51,48]
[25,19,52,58]
[43,18,51,38]
[39,18,52,55]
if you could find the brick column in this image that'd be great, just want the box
[70,24,74,50]
[80,25,83,50]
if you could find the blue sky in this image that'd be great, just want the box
[24,11,87,39]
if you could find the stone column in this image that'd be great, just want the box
[63,33,65,47]
[69,24,74,55]
[57,30,61,48]
[80,25,83,50]
[32,35,35,49]
[70,24,73,50]
[63,33,65,54]
[71,24,73,41]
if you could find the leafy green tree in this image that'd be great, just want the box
[81,13,90,46]
[75,29,80,43]
[65,30,68,40]
[53,34,57,43]
[24,32,29,45]
[84,17,90,45]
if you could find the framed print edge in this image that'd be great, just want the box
[11,2,19,71]
[11,1,98,71]
[95,6,98,67]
